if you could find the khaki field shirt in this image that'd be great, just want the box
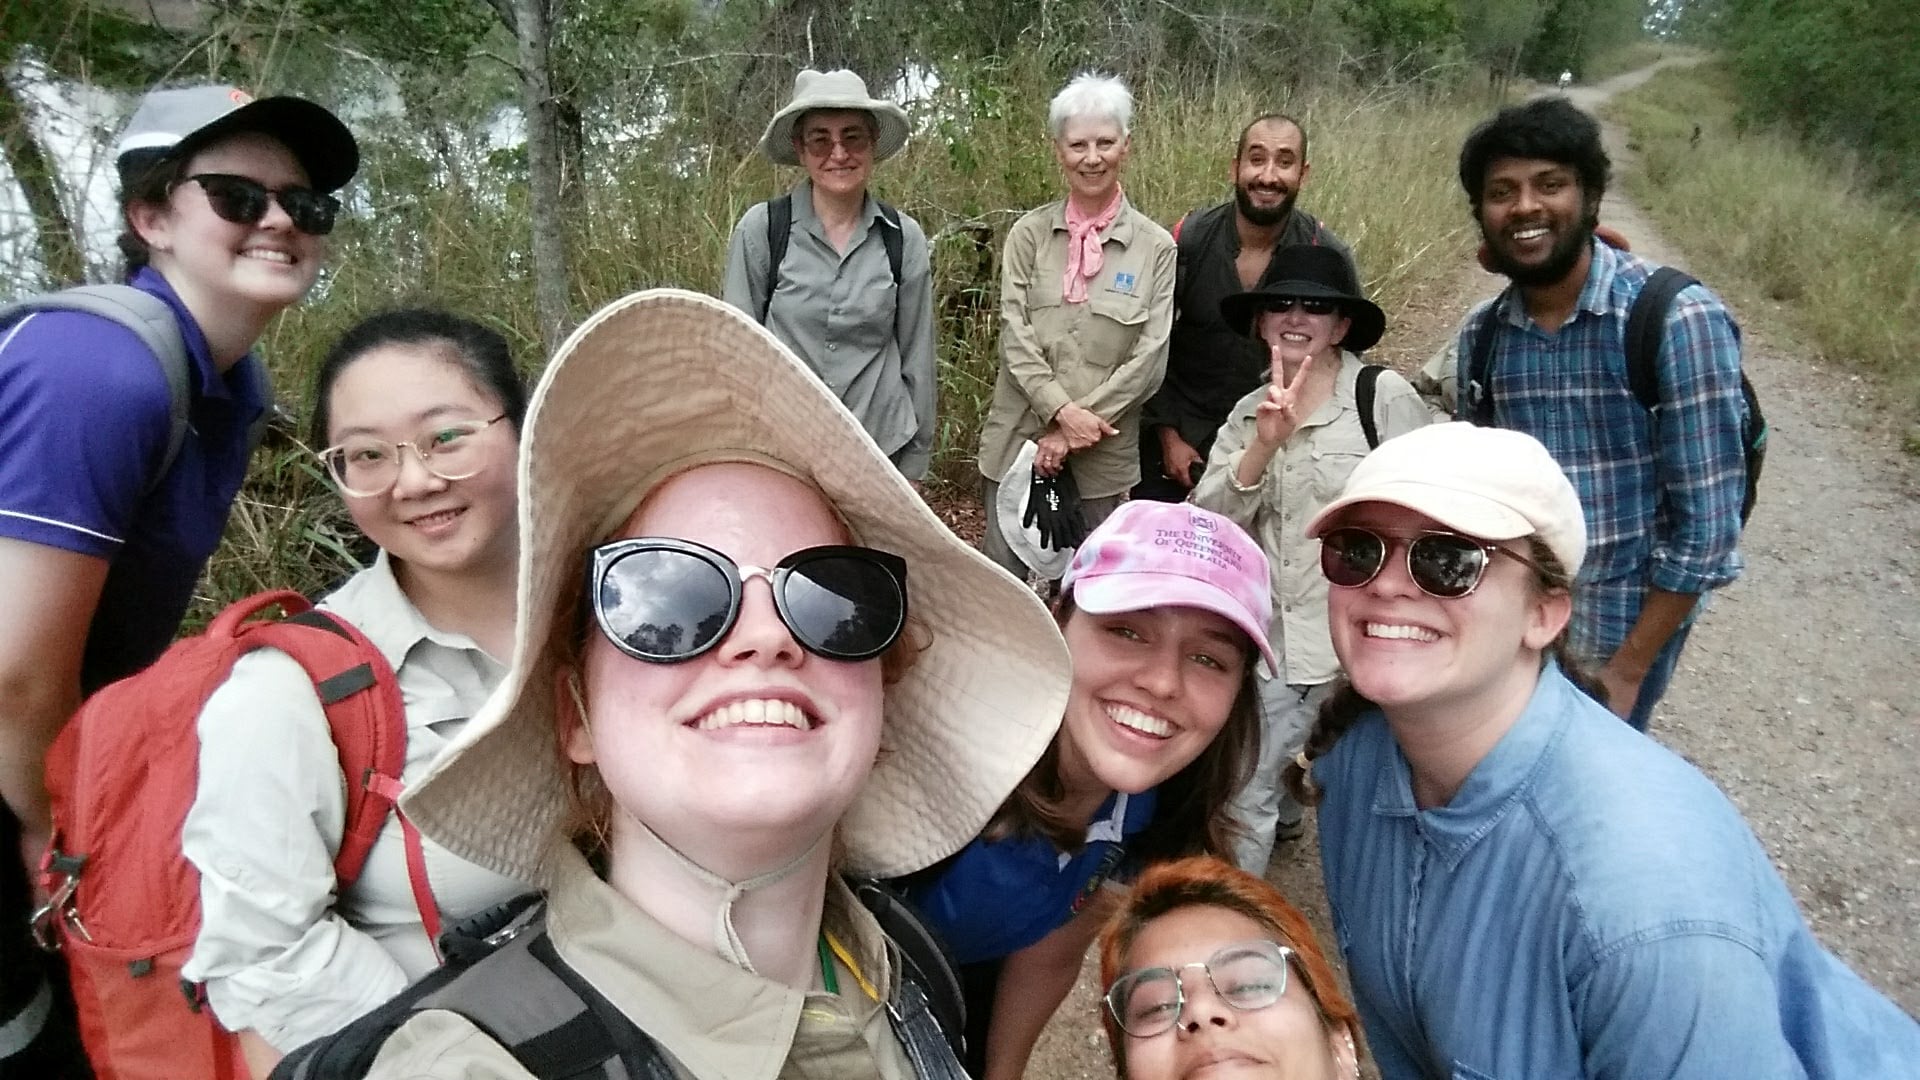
[1190,355,1429,684]
[976,197,1177,498]
[364,848,914,1080]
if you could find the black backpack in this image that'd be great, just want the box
[1465,266,1767,523]
[759,193,905,323]
[272,878,968,1080]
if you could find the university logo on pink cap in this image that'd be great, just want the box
[1062,502,1278,674]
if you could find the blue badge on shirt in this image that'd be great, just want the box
[1110,271,1137,294]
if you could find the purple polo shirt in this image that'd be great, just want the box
[0,267,266,692]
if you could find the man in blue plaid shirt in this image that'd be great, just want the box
[1440,97,1747,731]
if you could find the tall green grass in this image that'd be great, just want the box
[200,64,1488,619]
[1607,62,1920,415]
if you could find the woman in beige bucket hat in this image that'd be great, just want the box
[723,69,937,486]
[300,290,1068,1079]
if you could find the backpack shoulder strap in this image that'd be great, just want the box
[1465,289,1509,425]
[1,284,192,489]
[1172,206,1220,320]
[851,877,966,1061]
[1354,364,1385,450]
[1624,266,1699,412]
[875,200,905,288]
[761,193,794,323]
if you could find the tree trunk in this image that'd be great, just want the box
[506,0,572,354]
[0,71,87,287]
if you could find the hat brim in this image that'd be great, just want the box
[760,101,911,165]
[171,97,358,193]
[1073,571,1280,677]
[1304,477,1537,544]
[1221,282,1386,353]
[401,290,1067,882]
[994,442,1075,579]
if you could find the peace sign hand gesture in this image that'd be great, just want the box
[1254,347,1316,449]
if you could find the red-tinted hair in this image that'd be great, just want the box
[1097,856,1362,1074]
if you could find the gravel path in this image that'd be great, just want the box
[1022,61,1919,1078]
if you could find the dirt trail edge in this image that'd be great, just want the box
[1026,62,1918,1080]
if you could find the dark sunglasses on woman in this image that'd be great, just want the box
[177,173,342,236]
[589,537,909,663]
[1260,296,1339,316]
[1319,526,1542,599]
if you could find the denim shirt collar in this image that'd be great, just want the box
[1369,662,1578,868]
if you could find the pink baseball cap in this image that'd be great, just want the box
[1061,501,1278,675]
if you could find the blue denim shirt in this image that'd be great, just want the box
[1317,665,1920,1079]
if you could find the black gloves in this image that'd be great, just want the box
[1024,466,1089,551]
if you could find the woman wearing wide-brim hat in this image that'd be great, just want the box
[723,69,937,485]
[1190,243,1430,876]
[287,290,1068,1079]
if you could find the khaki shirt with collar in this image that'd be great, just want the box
[180,552,529,1051]
[364,846,915,1080]
[976,196,1177,499]
[1190,354,1430,685]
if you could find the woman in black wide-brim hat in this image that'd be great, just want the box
[1190,243,1431,877]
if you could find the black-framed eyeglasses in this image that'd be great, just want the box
[1260,296,1339,316]
[1319,526,1542,599]
[1105,940,1302,1039]
[176,173,341,236]
[588,537,909,663]
[318,415,508,497]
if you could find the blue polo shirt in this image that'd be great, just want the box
[1316,663,1920,1079]
[904,788,1156,965]
[0,267,266,692]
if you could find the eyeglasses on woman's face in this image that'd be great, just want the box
[176,173,341,236]
[318,415,508,497]
[1105,940,1305,1039]
[1319,526,1543,599]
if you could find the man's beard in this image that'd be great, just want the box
[1235,183,1298,228]
[1483,211,1597,287]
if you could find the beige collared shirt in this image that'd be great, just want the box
[1190,355,1430,684]
[180,553,531,1051]
[363,847,915,1080]
[976,197,1177,498]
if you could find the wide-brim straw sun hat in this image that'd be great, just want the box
[400,289,1068,883]
[1219,244,1386,353]
[759,68,911,166]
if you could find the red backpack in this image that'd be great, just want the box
[33,590,442,1080]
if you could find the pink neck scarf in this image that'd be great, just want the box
[1062,186,1124,304]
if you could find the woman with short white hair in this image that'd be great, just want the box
[976,73,1176,582]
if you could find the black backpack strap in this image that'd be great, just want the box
[1354,364,1385,450]
[1623,266,1699,412]
[851,877,967,1061]
[1464,289,1509,425]
[1172,205,1223,322]
[876,200,905,288]
[760,193,794,323]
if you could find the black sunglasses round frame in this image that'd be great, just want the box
[1319,526,1543,599]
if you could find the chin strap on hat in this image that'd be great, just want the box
[638,822,828,974]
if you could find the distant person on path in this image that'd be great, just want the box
[1097,856,1364,1080]
[1135,114,1355,503]
[1441,96,1746,729]
[1190,245,1427,872]
[1287,421,1920,1079]
[976,73,1176,579]
[180,312,533,1076]
[724,69,937,483]
[903,501,1265,1080]
[0,84,356,1077]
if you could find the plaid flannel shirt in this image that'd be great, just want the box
[1455,240,1746,665]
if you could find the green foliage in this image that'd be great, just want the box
[1608,62,1920,413]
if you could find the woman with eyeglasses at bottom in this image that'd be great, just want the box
[275,290,1067,1080]
[1285,422,1920,1079]
[178,311,535,1078]
[900,500,1266,1080]
[1097,856,1361,1080]
[0,84,356,1076]
[1190,243,1428,876]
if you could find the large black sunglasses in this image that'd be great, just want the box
[178,173,341,236]
[1319,526,1541,599]
[1259,296,1339,316]
[588,538,908,663]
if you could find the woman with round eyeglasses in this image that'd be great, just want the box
[1191,243,1428,874]
[0,85,356,1073]
[1097,855,1361,1080]
[1281,422,1920,1079]
[178,310,534,1077]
